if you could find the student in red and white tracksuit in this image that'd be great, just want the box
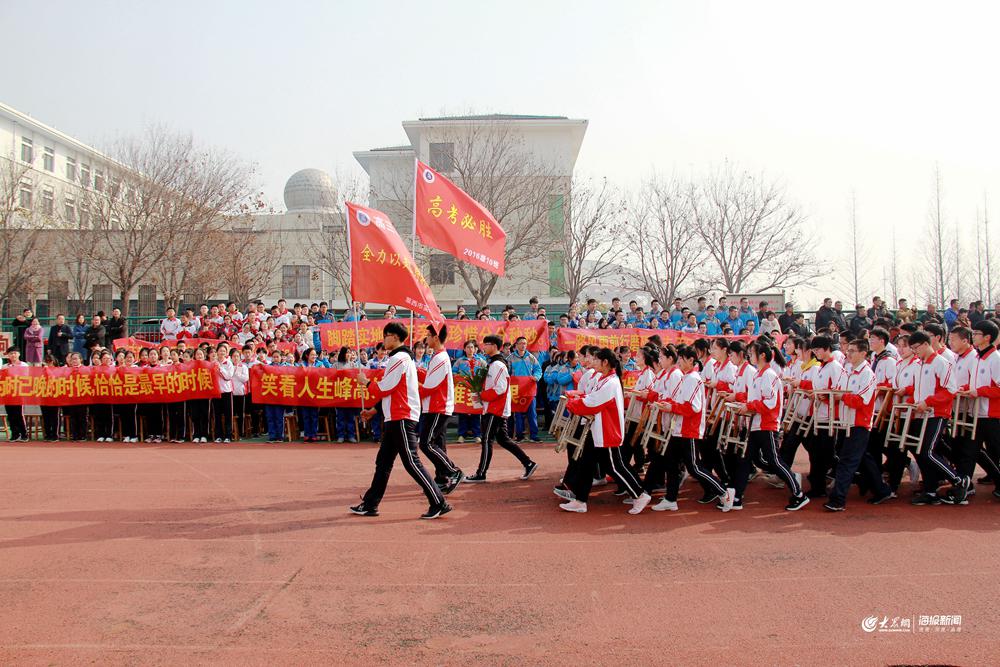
[417,325,462,492]
[883,334,922,492]
[799,335,846,497]
[964,320,1000,495]
[700,338,737,485]
[353,323,449,519]
[735,341,809,511]
[946,327,980,486]
[652,347,731,512]
[466,334,537,483]
[620,346,657,475]
[825,339,894,510]
[641,346,682,496]
[553,345,600,501]
[560,348,651,514]
[908,330,970,506]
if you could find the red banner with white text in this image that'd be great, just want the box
[0,361,222,406]
[319,319,547,353]
[249,365,537,413]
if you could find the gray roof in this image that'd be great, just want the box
[417,114,569,122]
[370,144,413,152]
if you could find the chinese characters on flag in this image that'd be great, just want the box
[346,201,443,323]
[413,160,506,276]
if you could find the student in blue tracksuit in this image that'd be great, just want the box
[265,350,291,443]
[452,340,486,443]
[297,348,329,442]
[508,336,542,442]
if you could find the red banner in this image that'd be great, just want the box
[414,160,506,276]
[556,327,784,352]
[346,201,442,323]
[318,319,547,353]
[248,365,537,413]
[0,361,222,406]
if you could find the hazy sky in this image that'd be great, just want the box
[3,0,998,308]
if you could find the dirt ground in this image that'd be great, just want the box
[0,440,997,666]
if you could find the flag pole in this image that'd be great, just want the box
[345,202,365,412]
[409,156,418,340]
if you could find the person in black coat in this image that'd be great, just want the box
[9,309,31,357]
[778,302,797,333]
[47,314,73,365]
[83,315,106,363]
[104,307,126,346]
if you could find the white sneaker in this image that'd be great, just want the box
[553,487,575,501]
[592,477,608,487]
[214,438,222,443]
[651,498,679,512]
[96,437,104,442]
[559,500,587,513]
[457,436,465,444]
[720,488,735,512]
[337,437,345,444]
[628,492,652,515]
[223,438,231,443]
[474,437,481,443]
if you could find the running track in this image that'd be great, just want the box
[0,441,996,666]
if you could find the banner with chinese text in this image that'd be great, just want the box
[555,328,784,352]
[319,319,547,353]
[0,361,222,406]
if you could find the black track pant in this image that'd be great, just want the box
[829,427,891,505]
[665,437,726,502]
[362,419,444,507]
[733,430,801,501]
[916,417,962,491]
[168,402,187,440]
[4,405,26,440]
[65,405,88,440]
[213,393,233,440]
[120,404,137,439]
[698,431,730,486]
[419,413,459,483]
[569,439,644,503]
[475,413,532,478]
[41,406,60,440]
[93,404,114,439]
[973,417,1000,481]
[190,399,210,440]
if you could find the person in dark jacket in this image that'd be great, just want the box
[814,298,836,331]
[831,301,849,332]
[9,309,31,357]
[48,314,73,365]
[849,305,873,335]
[104,307,126,346]
[83,315,106,363]
[778,302,797,333]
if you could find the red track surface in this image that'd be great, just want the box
[0,440,997,666]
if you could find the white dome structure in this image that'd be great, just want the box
[283,168,337,212]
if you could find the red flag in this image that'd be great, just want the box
[346,202,443,323]
[413,159,506,276]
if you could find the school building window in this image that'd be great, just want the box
[429,142,455,173]
[282,265,311,299]
[548,250,565,297]
[429,253,455,285]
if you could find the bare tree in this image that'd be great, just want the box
[221,225,281,307]
[923,164,951,308]
[373,121,561,307]
[551,177,627,307]
[985,195,994,305]
[626,174,707,303]
[0,155,56,317]
[80,127,256,331]
[889,227,900,306]
[837,193,870,306]
[690,163,820,293]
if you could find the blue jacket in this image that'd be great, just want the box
[703,318,722,336]
[723,316,745,334]
[557,363,581,392]
[738,307,760,330]
[72,323,88,354]
[543,363,564,403]
[508,350,542,380]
